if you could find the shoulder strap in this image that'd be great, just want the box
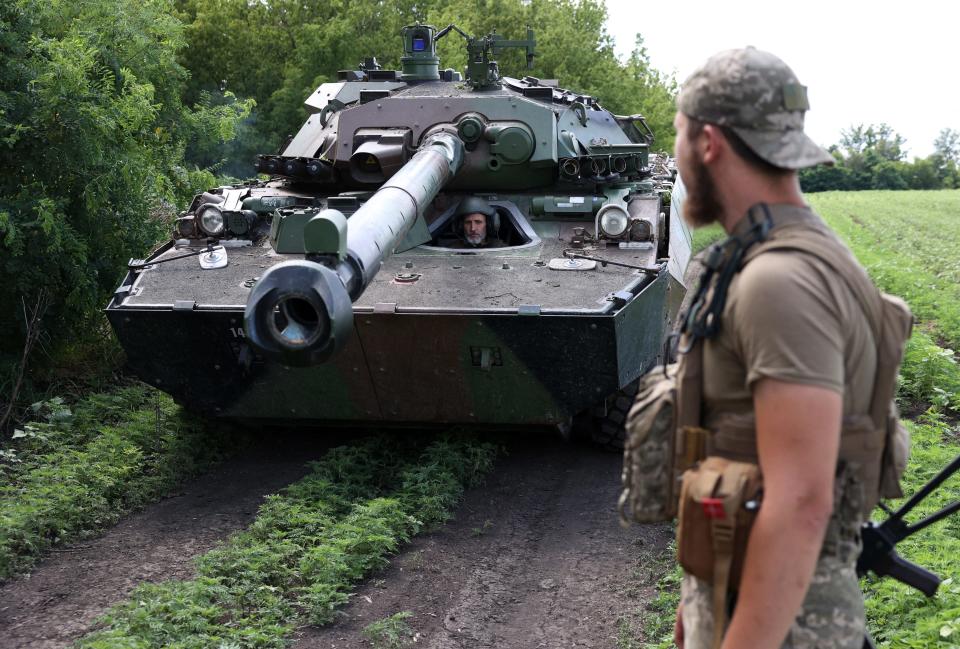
[745,224,884,339]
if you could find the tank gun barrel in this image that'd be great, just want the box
[244,131,465,366]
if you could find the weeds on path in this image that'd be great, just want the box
[362,611,415,649]
[78,435,497,649]
[0,386,242,579]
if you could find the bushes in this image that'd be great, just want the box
[0,0,252,401]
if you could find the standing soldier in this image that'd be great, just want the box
[669,48,909,648]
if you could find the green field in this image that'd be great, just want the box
[815,191,960,647]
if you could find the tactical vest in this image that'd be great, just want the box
[620,206,912,526]
[674,213,913,513]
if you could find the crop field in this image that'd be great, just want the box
[816,191,960,647]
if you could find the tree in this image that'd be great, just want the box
[933,128,960,165]
[799,152,854,192]
[840,123,907,162]
[0,0,251,377]
[929,127,960,188]
[870,160,909,190]
[839,123,907,189]
[903,158,942,190]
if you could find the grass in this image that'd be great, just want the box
[641,562,682,649]
[471,519,493,536]
[616,615,641,649]
[77,434,497,649]
[362,611,415,649]
[0,385,244,579]
[812,191,960,351]
[642,191,960,647]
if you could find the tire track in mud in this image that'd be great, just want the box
[296,436,673,649]
[0,431,338,649]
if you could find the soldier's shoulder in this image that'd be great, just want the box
[731,248,837,316]
[737,248,825,290]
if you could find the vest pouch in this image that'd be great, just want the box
[619,364,679,524]
[677,456,762,590]
[881,401,910,500]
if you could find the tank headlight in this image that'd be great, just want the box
[197,204,225,236]
[598,205,629,238]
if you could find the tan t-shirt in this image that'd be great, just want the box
[701,204,877,430]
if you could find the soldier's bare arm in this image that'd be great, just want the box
[719,378,841,649]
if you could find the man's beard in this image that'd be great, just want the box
[683,154,723,228]
[465,234,484,245]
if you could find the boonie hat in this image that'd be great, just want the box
[677,47,833,169]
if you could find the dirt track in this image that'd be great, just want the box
[0,434,672,649]
[296,437,673,649]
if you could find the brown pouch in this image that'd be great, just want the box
[677,456,762,648]
[677,456,762,589]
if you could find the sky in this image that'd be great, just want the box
[603,0,958,158]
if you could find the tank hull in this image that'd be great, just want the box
[107,270,680,426]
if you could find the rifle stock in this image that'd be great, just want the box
[859,543,941,597]
[855,453,960,598]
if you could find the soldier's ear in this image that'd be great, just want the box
[700,123,726,166]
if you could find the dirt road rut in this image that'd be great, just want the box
[0,433,331,649]
[297,437,672,649]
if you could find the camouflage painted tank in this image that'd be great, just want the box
[106,25,691,445]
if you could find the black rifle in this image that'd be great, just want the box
[858,452,960,649]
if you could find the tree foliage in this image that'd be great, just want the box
[801,123,960,192]
[173,0,677,175]
[933,128,960,165]
[0,0,251,376]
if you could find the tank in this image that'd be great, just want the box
[106,24,692,445]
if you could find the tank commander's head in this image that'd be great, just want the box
[454,196,502,248]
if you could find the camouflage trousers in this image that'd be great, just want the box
[680,553,865,649]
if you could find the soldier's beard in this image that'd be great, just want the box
[465,233,484,245]
[683,154,723,229]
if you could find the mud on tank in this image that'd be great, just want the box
[106,24,692,447]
